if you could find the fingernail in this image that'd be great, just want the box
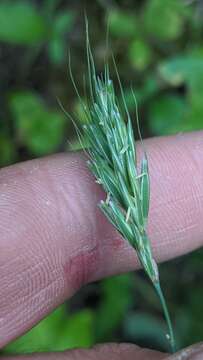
[167,342,203,359]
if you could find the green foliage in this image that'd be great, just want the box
[144,0,187,40]
[95,274,133,341]
[108,10,138,38]
[48,11,75,64]
[74,99,90,125]
[148,95,187,135]
[153,55,203,134]
[128,39,152,71]
[0,1,48,45]
[159,57,203,86]
[0,0,75,65]
[9,91,66,156]
[0,133,16,166]
[124,312,170,351]
[4,305,94,354]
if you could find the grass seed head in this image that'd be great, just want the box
[68,24,176,352]
[82,49,157,283]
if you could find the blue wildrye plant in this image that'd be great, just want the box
[68,26,176,353]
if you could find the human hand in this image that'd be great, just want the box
[1,131,203,359]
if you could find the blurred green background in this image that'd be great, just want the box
[1,0,203,355]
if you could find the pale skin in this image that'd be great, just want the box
[1,131,203,359]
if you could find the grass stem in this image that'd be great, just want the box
[154,281,176,353]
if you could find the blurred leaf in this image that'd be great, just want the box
[74,100,90,125]
[108,10,138,38]
[0,133,16,167]
[175,307,192,348]
[48,11,75,64]
[144,0,187,40]
[0,1,48,45]
[187,72,203,130]
[121,76,159,112]
[9,91,66,156]
[95,274,133,341]
[148,94,187,135]
[132,274,160,310]
[128,39,152,71]
[124,312,171,351]
[158,56,203,132]
[4,305,94,354]
[24,111,65,155]
[55,310,94,349]
[48,37,65,64]
[188,46,203,59]
[189,70,203,102]
[4,305,67,354]
[185,287,203,345]
[68,136,89,152]
[43,0,61,15]
[187,108,203,132]
[187,249,203,272]
[54,11,75,35]
[159,57,203,86]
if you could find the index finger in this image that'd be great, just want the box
[0,131,203,347]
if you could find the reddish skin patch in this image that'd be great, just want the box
[111,237,125,250]
[63,244,101,291]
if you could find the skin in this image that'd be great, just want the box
[0,131,203,359]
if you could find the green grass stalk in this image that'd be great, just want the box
[68,23,176,353]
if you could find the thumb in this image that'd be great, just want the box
[3,342,203,359]
[1,343,167,359]
[167,342,203,359]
